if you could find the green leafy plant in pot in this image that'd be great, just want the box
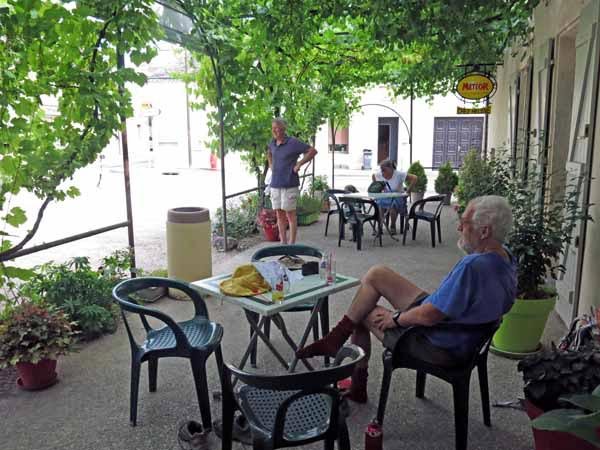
[309,175,330,212]
[0,302,77,390]
[489,157,588,355]
[297,194,322,226]
[20,256,122,341]
[407,161,428,202]
[518,344,600,450]
[434,161,459,205]
[531,386,600,449]
[455,149,510,214]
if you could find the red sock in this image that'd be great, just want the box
[296,315,356,358]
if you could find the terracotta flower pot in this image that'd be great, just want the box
[524,399,597,450]
[262,223,279,241]
[16,359,58,390]
[209,153,218,170]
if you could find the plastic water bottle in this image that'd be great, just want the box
[326,250,336,285]
[319,254,328,280]
[364,419,383,450]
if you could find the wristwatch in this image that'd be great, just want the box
[392,310,402,326]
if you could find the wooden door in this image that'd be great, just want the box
[432,117,483,168]
[556,1,600,324]
[378,124,390,163]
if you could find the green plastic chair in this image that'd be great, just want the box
[250,245,330,366]
[113,277,224,428]
[376,320,500,450]
[220,345,365,450]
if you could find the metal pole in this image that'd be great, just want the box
[117,48,137,276]
[184,50,192,167]
[9,222,129,259]
[311,134,316,189]
[330,120,335,189]
[484,96,489,160]
[409,92,414,165]
[217,80,228,250]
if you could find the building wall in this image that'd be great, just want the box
[314,86,483,182]
[488,0,600,321]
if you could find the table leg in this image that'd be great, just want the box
[239,314,290,371]
[271,314,314,371]
[289,297,325,372]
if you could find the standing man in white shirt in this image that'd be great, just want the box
[372,159,417,234]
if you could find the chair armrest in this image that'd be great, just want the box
[117,301,194,350]
[391,320,499,335]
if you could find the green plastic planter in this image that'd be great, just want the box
[297,211,320,226]
[492,296,556,354]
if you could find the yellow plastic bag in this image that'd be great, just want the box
[219,264,271,297]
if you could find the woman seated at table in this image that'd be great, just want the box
[372,159,417,234]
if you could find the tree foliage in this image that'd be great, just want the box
[0,0,541,270]
[0,0,160,291]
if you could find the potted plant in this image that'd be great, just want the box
[455,149,509,214]
[309,175,330,212]
[257,207,279,241]
[0,302,76,390]
[20,256,122,341]
[530,386,600,450]
[407,161,428,202]
[254,194,279,241]
[434,162,459,205]
[518,343,600,450]
[296,194,322,226]
[491,157,587,355]
[454,151,585,355]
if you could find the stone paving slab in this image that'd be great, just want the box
[0,207,566,450]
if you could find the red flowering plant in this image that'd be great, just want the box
[0,302,77,368]
[257,207,277,226]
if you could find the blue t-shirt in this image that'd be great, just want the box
[421,250,517,357]
[268,136,310,188]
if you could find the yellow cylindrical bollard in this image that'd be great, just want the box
[166,207,212,288]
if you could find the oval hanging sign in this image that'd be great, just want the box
[455,72,496,101]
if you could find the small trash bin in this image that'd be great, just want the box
[166,207,212,285]
[362,149,372,170]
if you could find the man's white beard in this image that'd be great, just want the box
[457,238,474,255]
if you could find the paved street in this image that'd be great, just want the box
[8,154,376,271]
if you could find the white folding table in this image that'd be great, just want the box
[192,273,360,372]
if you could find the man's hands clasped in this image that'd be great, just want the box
[372,309,398,331]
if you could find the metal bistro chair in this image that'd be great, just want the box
[403,194,446,247]
[338,197,383,251]
[249,245,331,366]
[220,345,365,450]
[113,277,224,428]
[324,189,350,238]
[376,320,501,450]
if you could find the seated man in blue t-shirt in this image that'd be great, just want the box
[296,195,517,403]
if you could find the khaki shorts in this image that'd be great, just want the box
[271,187,299,211]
